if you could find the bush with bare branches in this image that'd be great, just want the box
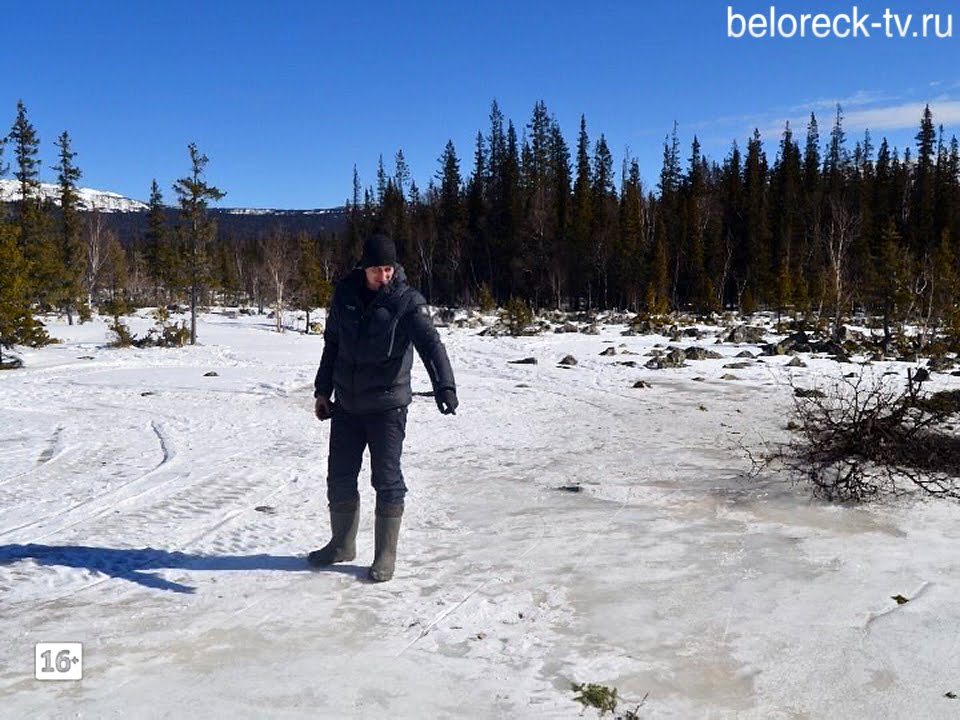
[779,369,960,501]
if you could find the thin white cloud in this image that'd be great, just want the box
[786,89,899,114]
[688,111,764,132]
[678,90,960,161]
[692,89,900,136]
[747,100,960,152]
[844,101,960,130]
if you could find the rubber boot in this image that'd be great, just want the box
[308,500,359,567]
[368,502,403,582]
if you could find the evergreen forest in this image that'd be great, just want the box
[2,98,960,353]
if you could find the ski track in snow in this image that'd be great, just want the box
[1,313,959,718]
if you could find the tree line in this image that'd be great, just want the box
[0,100,339,351]
[355,100,960,349]
[2,98,959,356]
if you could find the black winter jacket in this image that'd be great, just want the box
[313,265,456,414]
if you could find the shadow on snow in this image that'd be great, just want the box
[0,543,363,594]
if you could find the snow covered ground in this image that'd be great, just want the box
[1,311,959,718]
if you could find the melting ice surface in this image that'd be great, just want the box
[1,310,958,718]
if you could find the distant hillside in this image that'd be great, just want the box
[97,206,350,243]
[0,179,349,241]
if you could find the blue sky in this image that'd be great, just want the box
[3,1,959,209]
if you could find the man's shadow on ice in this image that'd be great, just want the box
[0,543,366,594]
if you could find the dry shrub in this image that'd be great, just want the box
[784,369,960,501]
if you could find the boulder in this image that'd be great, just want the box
[684,346,723,360]
[725,325,767,344]
[645,347,686,369]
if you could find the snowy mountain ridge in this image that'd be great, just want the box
[0,178,149,213]
[0,179,340,215]
[0,180,147,212]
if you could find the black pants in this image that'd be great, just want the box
[327,405,408,506]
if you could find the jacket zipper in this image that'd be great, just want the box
[387,318,399,357]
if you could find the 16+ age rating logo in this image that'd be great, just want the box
[35,642,83,681]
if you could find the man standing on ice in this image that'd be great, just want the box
[310,233,458,581]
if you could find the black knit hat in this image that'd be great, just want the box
[360,234,397,268]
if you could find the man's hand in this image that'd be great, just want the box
[315,396,333,421]
[435,388,458,415]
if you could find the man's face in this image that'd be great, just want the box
[364,265,395,291]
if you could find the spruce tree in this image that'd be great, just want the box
[0,222,48,362]
[849,131,876,315]
[103,230,129,316]
[406,179,433,295]
[295,232,331,333]
[0,126,28,362]
[436,140,465,304]
[591,134,616,308]
[9,101,56,308]
[519,101,558,307]
[485,101,519,301]
[375,155,386,206]
[571,115,593,306]
[825,105,848,193]
[144,179,174,304]
[717,142,744,310]
[466,131,491,300]
[53,131,84,323]
[821,108,856,331]
[548,121,571,308]
[930,228,958,339]
[344,165,366,270]
[913,105,937,257]
[873,218,910,345]
[391,150,412,261]
[743,130,771,310]
[9,101,41,217]
[681,136,710,311]
[212,240,240,306]
[172,143,225,344]
[771,123,802,319]
[502,120,521,298]
[617,157,644,310]
[657,123,683,309]
[394,149,410,197]
[948,137,960,248]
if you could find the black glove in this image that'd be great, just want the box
[315,396,333,421]
[435,388,458,415]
